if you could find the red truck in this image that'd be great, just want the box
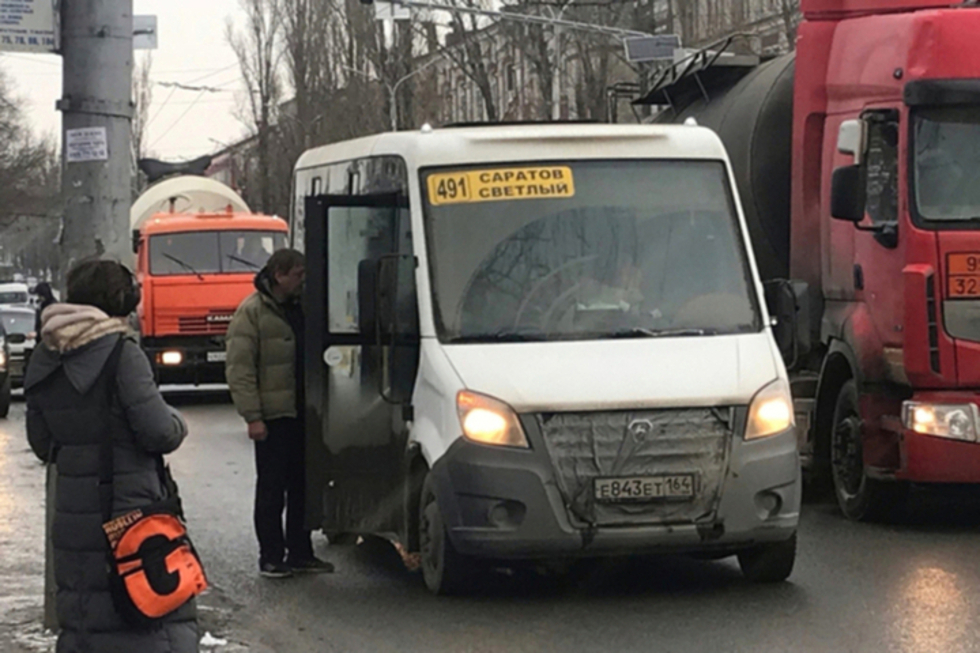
[643,0,980,519]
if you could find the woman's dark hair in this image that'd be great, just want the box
[66,260,140,317]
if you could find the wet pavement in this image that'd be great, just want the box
[3,393,980,652]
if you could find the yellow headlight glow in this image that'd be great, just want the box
[457,391,529,448]
[745,380,795,440]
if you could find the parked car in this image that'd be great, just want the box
[0,282,31,308]
[0,306,36,388]
[0,322,11,418]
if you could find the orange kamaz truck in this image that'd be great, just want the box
[132,158,288,386]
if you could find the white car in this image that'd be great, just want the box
[0,306,37,386]
[0,282,31,308]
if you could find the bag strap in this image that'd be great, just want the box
[97,336,129,524]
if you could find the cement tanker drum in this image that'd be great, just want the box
[648,53,796,282]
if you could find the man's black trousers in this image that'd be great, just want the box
[254,417,314,566]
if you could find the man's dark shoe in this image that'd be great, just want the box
[288,557,335,574]
[260,562,293,579]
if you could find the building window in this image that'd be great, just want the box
[506,64,516,94]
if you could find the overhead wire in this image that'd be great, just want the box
[149,89,208,149]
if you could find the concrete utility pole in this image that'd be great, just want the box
[58,0,134,282]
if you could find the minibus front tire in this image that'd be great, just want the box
[420,472,474,595]
[736,532,797,583]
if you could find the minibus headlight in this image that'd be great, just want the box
[746,380,794,440]
[902,402,978,442]
[0,350,6,370]
[457,391,529,448]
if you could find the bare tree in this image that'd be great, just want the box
[0,70,61,274]
[131,53,153,194]
[431,2,499,122]
[228,0,284,213]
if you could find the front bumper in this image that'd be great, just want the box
[429,428,800,560]
[143,336,227,386]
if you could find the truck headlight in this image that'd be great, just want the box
[902,402,978,442]
[457,391,529,448]
[745,379,794,440]
[160,350,183,366]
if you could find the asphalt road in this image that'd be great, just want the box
[3,393,980,653]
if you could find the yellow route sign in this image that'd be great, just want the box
[427,166,575,206]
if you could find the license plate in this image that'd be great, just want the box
[594,474,696,502]
[207,351,227,363]
[947,253,980,299]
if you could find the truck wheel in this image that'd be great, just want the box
[0,377,10,418]
[737,532,796,583]
[419,473,473,595]
[830,380,908,521]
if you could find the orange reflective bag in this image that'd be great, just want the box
[97,337,208,628]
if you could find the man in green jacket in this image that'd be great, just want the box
[225,249,334,578]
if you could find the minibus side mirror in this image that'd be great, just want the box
[763,279,811,371]
[132,229,141,255]
[357,259,378,342]
[831,164,866,223]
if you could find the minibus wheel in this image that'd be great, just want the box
[737,532,796,583]
[419,473,473,595]
[830,380,908,521]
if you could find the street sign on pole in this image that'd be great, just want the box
[374,2,411,21]
[0,0,57,53]
[624,34,681,63]
[134,15,158,50]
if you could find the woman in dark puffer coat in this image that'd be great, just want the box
[25,261,199,653]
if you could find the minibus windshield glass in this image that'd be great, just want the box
[422,160,760,343]
[149,230,287,276]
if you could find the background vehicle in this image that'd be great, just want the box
[132,157,288,385]
[0,306,36,388]
[0,282,31,307]
[293,124,801,594]
[643,0,980,520]
[0,323,11,417]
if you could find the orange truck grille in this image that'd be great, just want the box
[177,313,234,335]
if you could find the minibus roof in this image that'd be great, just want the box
[294,123,729,172]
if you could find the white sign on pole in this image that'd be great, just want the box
[134,15,158,50]
[0,0,57,52]
[374,2,411,21]
[66,127,109,163]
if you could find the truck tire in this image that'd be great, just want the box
[737,532,796,583]
[0,376,10,418]
[419,472,474,595]
[830,380,908,521]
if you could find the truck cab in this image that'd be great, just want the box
[293,123,801,594]
[641,0,980,520]
[134,211,288,385]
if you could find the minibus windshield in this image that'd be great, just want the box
[422,160,760,343]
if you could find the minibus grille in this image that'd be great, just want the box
[534,408,735,527]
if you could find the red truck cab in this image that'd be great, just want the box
[134,210,288,386]
[643,0,980,519]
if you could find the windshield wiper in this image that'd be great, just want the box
[227,254,260,270]
[450,328,549,343]
[605,327,712,339]
[163,253,205,281]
